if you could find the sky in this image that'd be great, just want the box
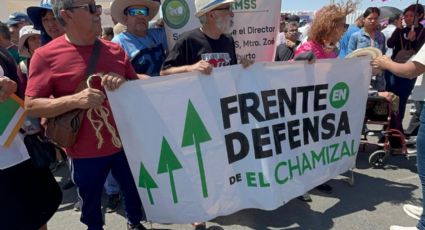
[281,0,418,12]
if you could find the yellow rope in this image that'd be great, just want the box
[86,74,122,149]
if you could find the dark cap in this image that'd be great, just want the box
[5,12,32,26]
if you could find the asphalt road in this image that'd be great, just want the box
[48,104,422,230]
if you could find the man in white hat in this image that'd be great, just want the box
[24,0,147,229]
[160,0,251,76]
[111,0,167,76]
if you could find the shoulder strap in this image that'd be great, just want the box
[74,39,102,93]
[85,39,101,77]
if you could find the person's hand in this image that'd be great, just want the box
[240,57,254,69]
[188,60,213,75]
[0,76,17,102]
[73,88,106,109]
[101,72,126,91]
[407,29,417,41]
[137,74,151,80]
[378,91,397,103]
[371,55,391,70]
[294,51,316,64]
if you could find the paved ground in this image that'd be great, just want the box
[48,105,422,230]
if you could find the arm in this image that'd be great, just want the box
[160,60,212,76]
[25,88,106,118]
[372,55,425,79]
[0,76,17,102]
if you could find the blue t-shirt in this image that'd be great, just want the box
[112,28,168,76]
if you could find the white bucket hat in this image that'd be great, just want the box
[195,0,235,17]
[110,0,160,25]
[18,25,40,58]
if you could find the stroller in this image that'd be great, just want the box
[363,95,411,168]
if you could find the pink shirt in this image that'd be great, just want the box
[295,40,337,59]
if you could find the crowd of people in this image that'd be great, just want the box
[0,0,425,229]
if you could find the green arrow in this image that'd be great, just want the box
[157,137,183,203]
[181,100,212,198]
[138,162,158,205]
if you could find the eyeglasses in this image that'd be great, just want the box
[212,7,232,13]
[67,3,102,14]
[126,7,149,17]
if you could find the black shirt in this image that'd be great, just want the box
[387,25,425,59]
[0,47,20,98]
[275,43,296,61]
[162,28,237,70]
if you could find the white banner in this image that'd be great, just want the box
[160,0,281,62]
[107,58,371,224]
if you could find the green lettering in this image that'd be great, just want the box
[259,172,270,187]
[330,143,340,163]
[351,139,358,156]
[288,156,301,178]
[311,147,327,168]
[301,152,313,174]
[246,172,257,187]
[340,141,351,158]
[275,161,288,185]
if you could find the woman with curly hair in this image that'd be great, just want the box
[294,1,357,201]
[295,1,357,59]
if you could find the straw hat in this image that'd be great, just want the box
[195,0,235,17]
[18,25,40,58]
[110,0,160,25]
[27,0,53,30]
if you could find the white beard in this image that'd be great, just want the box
[215,15,233,34]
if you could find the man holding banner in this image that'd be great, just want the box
[24,0,147,229]
[160,0,239,76]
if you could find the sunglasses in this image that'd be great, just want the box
[67,3,102,14]
[126,7,149,17]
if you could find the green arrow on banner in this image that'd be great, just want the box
[157,137,183,203]
[181,100,212,198]
[138,162,158,205]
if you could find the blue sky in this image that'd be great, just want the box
[281,0,418,11]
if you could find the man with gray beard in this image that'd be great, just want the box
[160,0,238,76]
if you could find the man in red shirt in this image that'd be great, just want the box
[24,0,147,229]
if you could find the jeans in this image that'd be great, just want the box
[416,102,425,230]
[387,74,417,120]
[71,151,143,230]
[104,171,120,196]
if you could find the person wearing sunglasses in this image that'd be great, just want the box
[24,0,147,230]
[111,0,167,77]
[160,0,253,77]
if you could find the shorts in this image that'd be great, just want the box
[0,159,62,230]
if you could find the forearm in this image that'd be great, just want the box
[25,95,80,118]
[160,65,191,76]
[382,61,423,79]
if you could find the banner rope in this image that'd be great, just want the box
[86,74,122,149]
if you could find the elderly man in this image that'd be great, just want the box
[111,0,167,76]
[161,0,243,76]
[24,0,147,229]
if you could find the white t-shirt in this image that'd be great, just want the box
[411,45,425,101]
[0,135,30,170]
